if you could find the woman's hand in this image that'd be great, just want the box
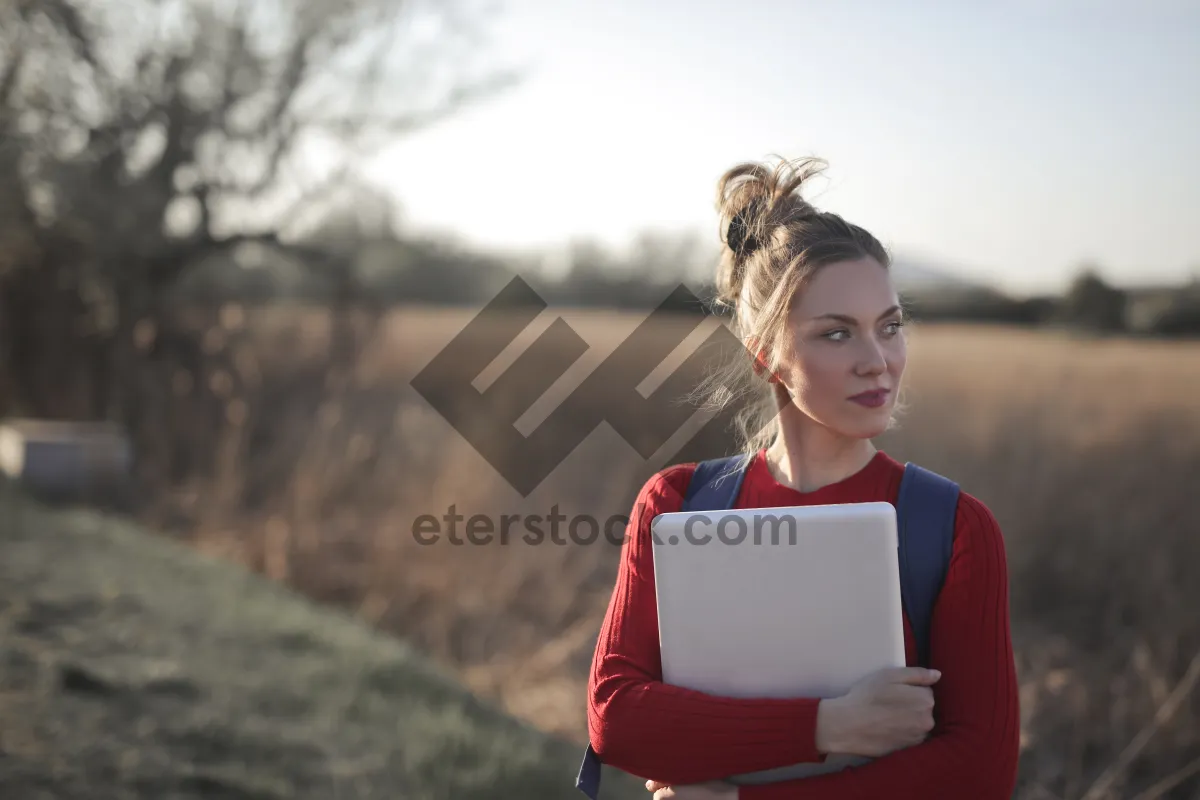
[816,666,941,757]
[641,667,940,798]
[645,780,737,799]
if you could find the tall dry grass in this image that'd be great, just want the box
[134,305,1200,800]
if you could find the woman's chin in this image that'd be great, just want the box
[832,409,893,439]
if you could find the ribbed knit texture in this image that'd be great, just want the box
[586,449,1020,798]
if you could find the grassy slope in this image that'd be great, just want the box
[0,485,645,800]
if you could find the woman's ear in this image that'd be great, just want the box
[745,336,777,381]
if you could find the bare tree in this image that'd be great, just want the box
[0,0,514,420]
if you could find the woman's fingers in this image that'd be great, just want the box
[646,779,672,795]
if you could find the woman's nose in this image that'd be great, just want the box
[856,336,888,374]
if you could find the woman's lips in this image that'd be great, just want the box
[848,389,890,408]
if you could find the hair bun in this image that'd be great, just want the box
[726,204,761,259]
[714,156,827,306]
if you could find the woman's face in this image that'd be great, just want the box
[772,256,906,439]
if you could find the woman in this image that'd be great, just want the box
[585,157,1020,799]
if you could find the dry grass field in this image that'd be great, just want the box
[131,304,1200,799]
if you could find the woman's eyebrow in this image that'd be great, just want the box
[808,305,902,325]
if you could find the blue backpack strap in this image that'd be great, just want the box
[575,455,750,798]
[682,454,750,513]
[895,462,960,668]
[576,744,602,799]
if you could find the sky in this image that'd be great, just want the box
[363,0,1200,296]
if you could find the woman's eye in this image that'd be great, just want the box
[822,320,904,341]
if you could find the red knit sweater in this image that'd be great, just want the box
[586,449,1020,799]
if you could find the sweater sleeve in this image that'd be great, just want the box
[736,494,1022,800]
[586,467,828,785]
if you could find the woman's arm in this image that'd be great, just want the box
[587,467,829,786]
[732,494,1022,800]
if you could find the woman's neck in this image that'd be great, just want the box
[764,403,877,493]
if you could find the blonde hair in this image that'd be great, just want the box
[692,155,893,466]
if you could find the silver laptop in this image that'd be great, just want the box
[650,501,907,783]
